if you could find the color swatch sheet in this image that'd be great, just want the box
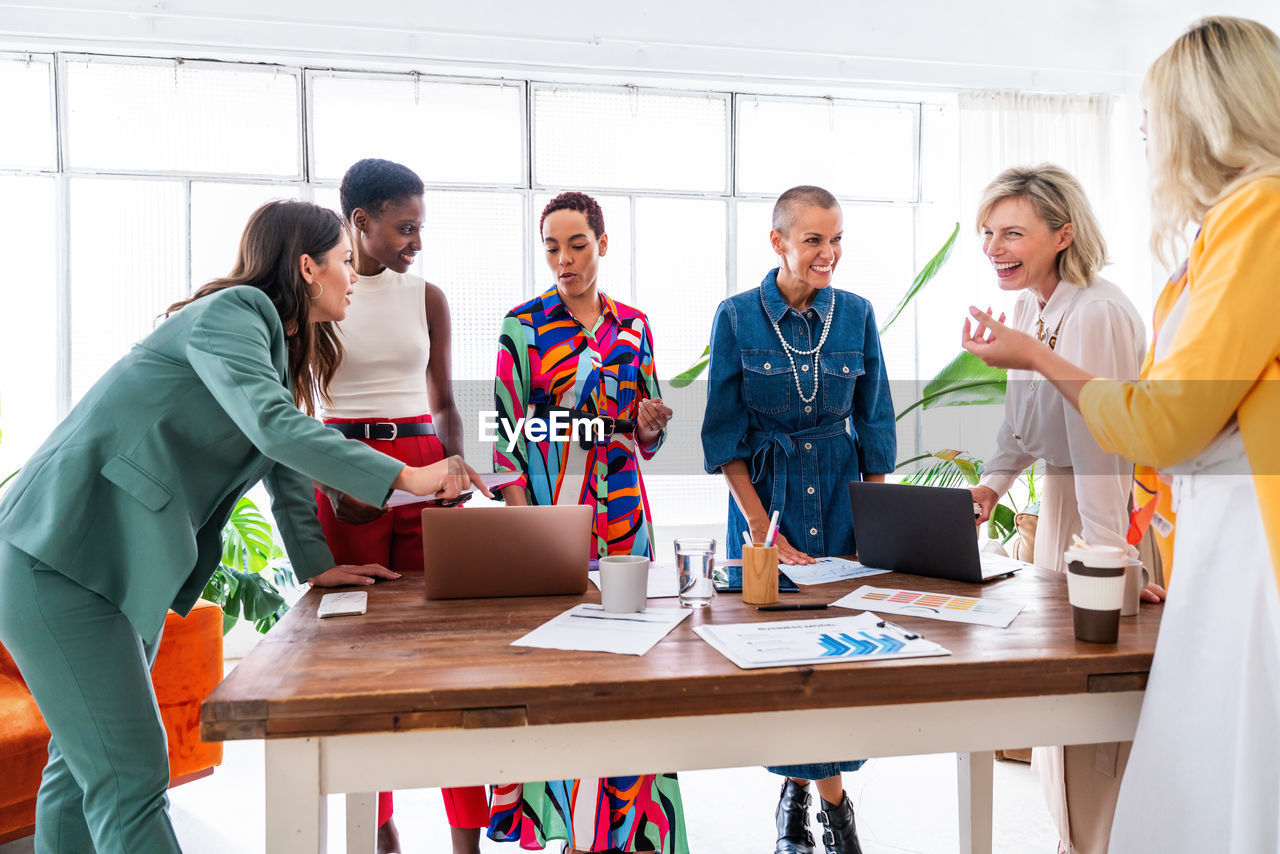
[694,611,949,670]
[832,586,1024,628]
[778,557,891,586]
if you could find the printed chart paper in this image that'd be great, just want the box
[588,561,680,599]
[512,604,691,656]
[694,611,949,669]
[780,557,891,586]
[832,586,1024,628]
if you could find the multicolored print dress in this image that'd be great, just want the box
[492,285,665,559]
[488,286,687,853]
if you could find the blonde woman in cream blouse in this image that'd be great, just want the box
[968,164,1164,854]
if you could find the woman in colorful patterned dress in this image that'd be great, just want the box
[487,191,684,853]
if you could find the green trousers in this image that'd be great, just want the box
[0,540,182,854]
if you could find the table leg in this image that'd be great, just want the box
[266,738,327,854]
[345,793,377,854]
[956,750,994,854]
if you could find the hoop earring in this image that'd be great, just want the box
[307,279,322,300]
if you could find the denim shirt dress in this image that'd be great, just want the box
[702,268,897,562]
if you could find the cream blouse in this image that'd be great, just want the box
[979,277,1146,552]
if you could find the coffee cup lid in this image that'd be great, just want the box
[1063,544,1128,568]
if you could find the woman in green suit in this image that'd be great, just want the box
[0,199,486,854]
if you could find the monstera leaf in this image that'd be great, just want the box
[203,496,291,635]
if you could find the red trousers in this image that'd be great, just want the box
[316,414,490,830]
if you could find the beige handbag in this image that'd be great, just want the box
[1008,511,1038,564]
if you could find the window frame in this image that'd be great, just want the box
[1,49,938,503]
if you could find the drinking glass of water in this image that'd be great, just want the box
[674,537,716,608]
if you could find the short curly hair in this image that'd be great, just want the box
[339,158,425,221]
[540,191,606,238]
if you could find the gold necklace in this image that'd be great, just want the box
[1036,314,1063,351]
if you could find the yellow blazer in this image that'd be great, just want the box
[1080,175,1280,593]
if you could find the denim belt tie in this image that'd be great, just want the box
[746,422,851,522]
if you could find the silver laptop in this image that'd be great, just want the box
[847,481,1028,583]
[421,504,593,599]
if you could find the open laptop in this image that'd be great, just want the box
[421,504,593,599]
[847,481,1028,583]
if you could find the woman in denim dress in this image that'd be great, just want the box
[701,186,896,854]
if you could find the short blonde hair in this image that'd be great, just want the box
[1144,16,1280,268]
[975,164,1108,288]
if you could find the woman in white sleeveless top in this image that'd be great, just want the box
[316,159,488,854]
[963,17,1280,852]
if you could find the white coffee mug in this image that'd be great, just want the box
[1122,559,1150,617]
[598,555,649,613]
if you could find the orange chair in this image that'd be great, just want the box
[0,599,224,844]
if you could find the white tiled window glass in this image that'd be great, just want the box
[533,86,728,193]
[69,178,186,401]
[0,53,56,171]
[190,183,303,292]
[737,96,919,201]
[64,58,299,176]
[309,73,524,186]
[0,176,58,474]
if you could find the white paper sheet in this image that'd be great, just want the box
[588,561,680,599]
[694,611,948,669]
[511,603,692,656]
[385,472,522,508]
[779,557,891,586]
[831,586,1024,628]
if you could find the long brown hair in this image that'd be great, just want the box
[166,199,345,415]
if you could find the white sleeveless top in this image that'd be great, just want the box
[323,268,431,420]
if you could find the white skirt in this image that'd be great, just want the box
[1108,465,1280,852]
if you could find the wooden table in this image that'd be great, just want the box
[202,568,1160,854]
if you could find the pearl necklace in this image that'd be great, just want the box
[768,293,835,404]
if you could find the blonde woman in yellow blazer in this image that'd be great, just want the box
[963,17,1280,852]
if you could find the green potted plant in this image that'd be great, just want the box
[204,496,295,634]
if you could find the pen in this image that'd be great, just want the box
[764,509,780,547]
[756,603,828,611]
[876,619,921,640]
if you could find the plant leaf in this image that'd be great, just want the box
[988,503,1017,541]
[880,222,960,335]
[668,345,711,388]
[920,351,1008,409]
[225,566,286,624]
[900,450,980,489]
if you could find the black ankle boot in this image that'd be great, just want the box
[774,779,815,854]
[816,794,862,854]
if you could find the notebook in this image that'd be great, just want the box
[420,504,592,599]
[847,481,1029,583]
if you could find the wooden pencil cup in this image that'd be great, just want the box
[741,544,779,605]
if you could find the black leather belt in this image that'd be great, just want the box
[327,421,436,441]
[530,404,634,449]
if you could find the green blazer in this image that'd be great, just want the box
[0,286,404,639]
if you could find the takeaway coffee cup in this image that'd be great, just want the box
[598,555,649,613]
[1064,544,1127,643]
[1122,559,1150,617]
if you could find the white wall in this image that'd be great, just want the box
[2,0,1278,95]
